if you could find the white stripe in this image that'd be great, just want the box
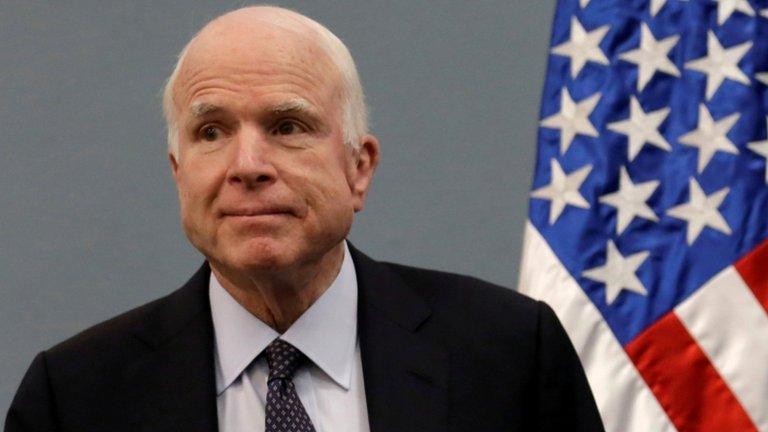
[675,266,768,432]
[518,222,675,432]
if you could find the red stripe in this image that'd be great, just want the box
[735,238,768,314]
[625,312,756,432]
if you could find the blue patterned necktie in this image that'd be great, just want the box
[264,338,317,432]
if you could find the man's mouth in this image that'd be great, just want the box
[220,206,295,218]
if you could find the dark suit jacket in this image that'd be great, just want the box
[6,245,604,431]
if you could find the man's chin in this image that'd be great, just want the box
[230,256,289,273]
[219,239,296,272]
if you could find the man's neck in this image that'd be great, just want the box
[209,243,346,333]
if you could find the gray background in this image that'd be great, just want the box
[0,0,556,414]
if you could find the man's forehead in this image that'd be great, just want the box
[181,37,323,78]
[175,29,338,96]
[169,6,346,125]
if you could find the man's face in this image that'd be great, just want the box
[169,21,378,273]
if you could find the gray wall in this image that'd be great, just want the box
[0,0,556,414]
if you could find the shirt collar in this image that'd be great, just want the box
[209,241,358,395]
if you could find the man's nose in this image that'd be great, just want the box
[227,129,278,188]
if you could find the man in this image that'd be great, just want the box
[6,6,604,432]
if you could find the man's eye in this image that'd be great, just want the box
[200,125,221,141]
[273,120,305,136]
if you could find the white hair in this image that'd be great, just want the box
[161,6,370,158]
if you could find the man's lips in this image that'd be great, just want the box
[219,206,296,218]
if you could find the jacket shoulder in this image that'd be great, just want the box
[47,293,168,360]
[46,263,210,362]
[381,261,543,332]
[383,261,536,304]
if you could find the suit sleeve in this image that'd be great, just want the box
[534,301,605,432]
[5,352,61,432]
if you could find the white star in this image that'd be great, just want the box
[540,88,601,154]
[580,0,590,8]
[714,0,755,25]
[678,104,739,173]
[583,241,650,305]
[651,0,669,16]
[748,118,768,184]
[607,97,671,161]
[684,31,752,100]
[666,177,732,245]
[531,159,593,224]
[551,17,610,78]
[619,24,680,92]
[599,167,660,235]
[762,8,768,18]
[756,72,768,85]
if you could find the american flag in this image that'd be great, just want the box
[518,0,768,431]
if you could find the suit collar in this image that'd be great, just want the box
[350,244,449,432]
[125,262,219,431]
[349,244,431,331]
[133,262,212,348]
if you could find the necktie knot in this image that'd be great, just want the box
[265,338,305,381]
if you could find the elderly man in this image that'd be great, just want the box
[6,6,603,432]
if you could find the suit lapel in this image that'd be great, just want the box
[350,245,449,432]
[123,263,219,432]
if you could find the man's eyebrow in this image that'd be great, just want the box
[269,99,319,116]
[189,102,221,117]
[188,99,322,120]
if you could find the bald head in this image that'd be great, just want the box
[162,6,369,157]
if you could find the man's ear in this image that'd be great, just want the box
[169,151,180,182]
[349,134,380,212]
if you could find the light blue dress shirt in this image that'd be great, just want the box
[209,242,370,432]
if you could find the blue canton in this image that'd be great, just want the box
[530,0,768,345]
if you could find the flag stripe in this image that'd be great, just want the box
[735,238,768,315]
[625,312,757,432]
[519,223,675,432]
[675,266,768,431]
